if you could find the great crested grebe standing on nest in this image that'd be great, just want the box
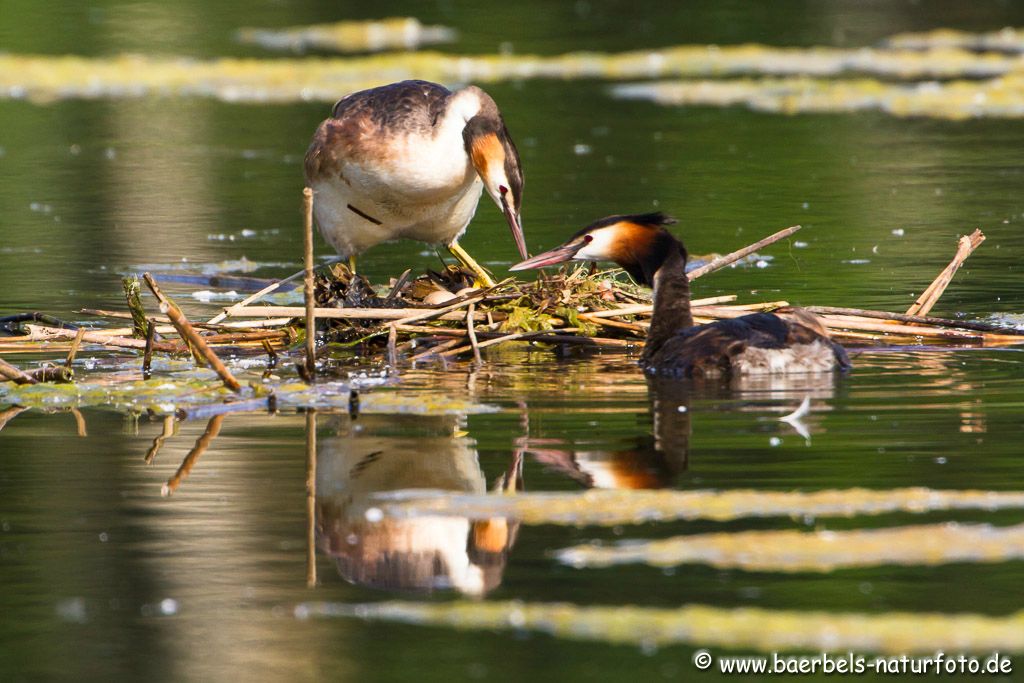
[511,213,851,378]
[305,80,528,287]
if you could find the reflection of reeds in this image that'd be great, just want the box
[305,410,317,588]
[69,407,87,437]
[296,599,1024,654]
[0,405,28,432]
[556,522,1024,572]
[144,415,176,464]
[162,414,224,496]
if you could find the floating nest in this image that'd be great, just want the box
[309,261,653,357]
[1,223,1023,401]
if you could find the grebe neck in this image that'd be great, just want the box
[641,246,693,365]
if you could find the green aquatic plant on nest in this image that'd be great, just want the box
[0,373,497,415]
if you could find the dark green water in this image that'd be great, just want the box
[3,2,1024,681]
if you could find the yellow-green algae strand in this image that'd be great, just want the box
[885,27,1024,53]
[556,521,1024,572]
[237,18,456,54]
[296,600,1024,654]
[3,43,1024,105]
[375,487,1024,526]
[612,75,1024,120]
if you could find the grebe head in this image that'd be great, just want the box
[510,212,680,285]
[462,89,527,260]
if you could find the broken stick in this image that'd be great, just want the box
[907,229,985,317]
[303,187,317,379]
[143,273,242,392]
[687,225,801,281]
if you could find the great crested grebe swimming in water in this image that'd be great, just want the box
[511,213,851,378]
[304,79,528,286]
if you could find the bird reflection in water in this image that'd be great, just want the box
[523,371,841,489]
[524,380,691,490]
[315,413,521,596]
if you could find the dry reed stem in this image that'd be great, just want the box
[143,273,242,392]
[441,327,585,357]
[805,306,1022,334]
[396,324,474,336]
[403,324,637,350]
[20,324,179,352]
[387,323,398,366]
[410,336,464,362]
[819,314,987,339]
[583,304,654,318]
[64,329,86,369]
[98,324,291,343]
[578,313,647,333]
[25,324,286,351]
[207,280,285,325]
[27,365,74,383]
[219,304,493,322]
[82,308,172,324]
[142,321,156,379]
[389,285,501,328]
[466,302,482,364]
[817,315,1024,343]
[907,229,985,317]
[726,301,792,311]
[0,356,38,384]
[581,296,740,320]
[86,308,293,330]
[303,187,317,379]
[260,339,278,368]
[686,225,801,280]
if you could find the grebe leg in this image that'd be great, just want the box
[448,240,496,288]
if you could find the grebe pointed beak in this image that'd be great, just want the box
[501,195,529,261]
[509,239,585,271]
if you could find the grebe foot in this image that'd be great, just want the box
[448,240,495,288]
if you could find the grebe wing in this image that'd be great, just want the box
[306,80,454,183]
[778,314,852,371]
[331,80,453,131]
[651,313,850,377]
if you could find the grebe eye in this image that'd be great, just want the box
[583,235,593,243]
[499,185,509,195]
